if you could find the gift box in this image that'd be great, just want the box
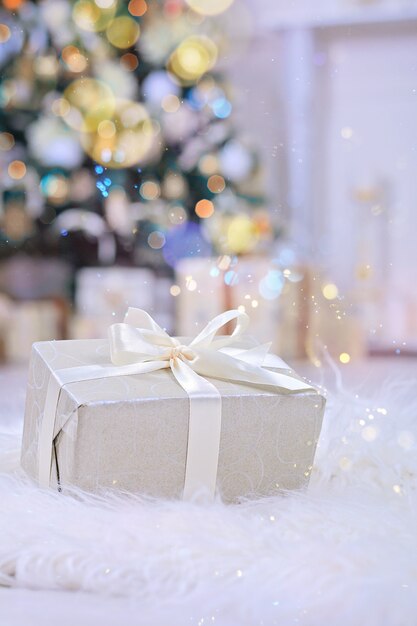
[175,255,312,358]
[21,309,325,503]
[5,298,67,363]
[75,266,155,323]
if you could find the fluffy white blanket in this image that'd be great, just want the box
[1,362,416,626]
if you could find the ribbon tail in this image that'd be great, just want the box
[170,358,222,501]
[190,348,314,393]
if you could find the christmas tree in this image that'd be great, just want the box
[0,0,272,273]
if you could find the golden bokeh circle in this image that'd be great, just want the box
[168,36,217,85]
[80,99,154,168]
[72,0,117,32]
[62,78,115,132]
[106,16,140,49]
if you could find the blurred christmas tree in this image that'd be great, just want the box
[0,0,273,271]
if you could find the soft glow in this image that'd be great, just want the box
[81,100,153,168]
[106,16,140,49]
[170,285,181,296]
[140,180,160,200]
[8,160,26,180]
[186,277,197,291]
[62,46,88,73]
[339,352,351,364]
[195,199,214,219]
[51,97,71,117]
[185,0,234,15]
[207,174,225,193]
[97,120,116,138]
[95,0,116,8]
[161,94,180,113]
[168,205,187,224]
[40,173,69,205]
[0,24,11,43]
[148,231,165,249]
[168,36,217,85]
[120,53,139,71]
[341,126,353,139]
[2,0,24,9]
[199,154,219,175]
[227,215,258,253]
[362,426,378,442]
[128,0,147,16]
[0,132,15,151]
[73,0,116,32]
[322,283,339,300]
[63,78,115,132]
[217,255,231,270]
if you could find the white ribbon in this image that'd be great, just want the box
[39,308,315,499]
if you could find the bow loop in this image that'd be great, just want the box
[189,309,249,350]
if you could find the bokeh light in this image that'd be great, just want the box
[259,270,284,300]
[140,180,160,200]
[0,24,11,43]
[161,94,180,113]
[81,99,154,168]
[128,0,147,17]
[195,199,214,219]
[148,230,166,249]
[106,16,140,49]
[8,160,26,180]
[0,132,15,151]
[170,284,181,296]
[207,174,225,193]
[322,283,339,300]
[163,222,211,267]
[120,53,139,71]
[227,215,258,253]
[62,46,88,73]
[2,0,24,9]
[185,0,234,16]
[40,173,69,205]
[168,205,187,225]
[63,78,115,132]
[339,352,351,364]
[168,36,217,85]
[73,0,117,32]
[199,153,219,175]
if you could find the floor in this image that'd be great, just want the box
[0,355,415,626]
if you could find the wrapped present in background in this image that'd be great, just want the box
[306,282,367,366]
[0,256,71,301]
[5,299,67,363]
[175,255,313,359]
[174,257,226,336]
[72,266,174,337]
[229,256,312,360]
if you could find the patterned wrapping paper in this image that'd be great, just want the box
[21,338,325,502]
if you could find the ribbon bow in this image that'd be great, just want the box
[39,309,314,500]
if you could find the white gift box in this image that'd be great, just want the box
[21,309,325,503]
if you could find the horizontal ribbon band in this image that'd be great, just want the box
[38,309,315,500]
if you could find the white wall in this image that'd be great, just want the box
[226,1,417,345]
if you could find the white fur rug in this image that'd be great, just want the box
[1,361,417,626]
